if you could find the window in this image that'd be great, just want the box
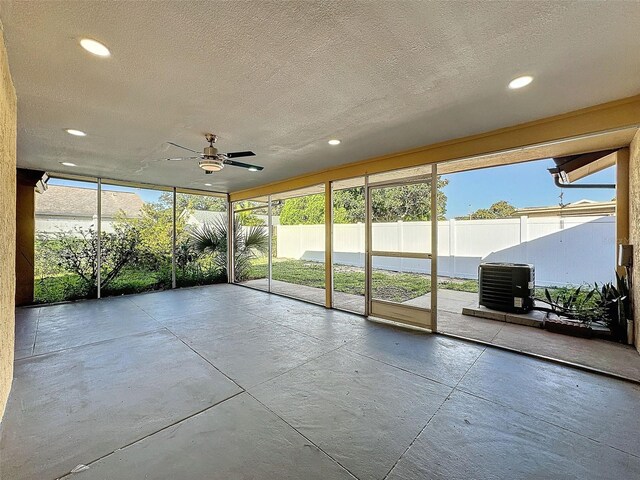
[34,178,98,303]
[175,191,228,287]
[232,198,270,291]
[332,178,366,314]
[270,185,326,304]
[99,183,172,296]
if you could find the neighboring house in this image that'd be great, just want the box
[36,185,144,234]
[186,210,280,227]
[515,199,615,217]
[185,210,226,227]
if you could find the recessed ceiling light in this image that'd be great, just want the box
[60,162,77,167]
[204,183,212,186]
[508,75,533,90]
[65,129,86,136]
[79,38,111,57]
[248,167,258,172]
[328,139,341,145]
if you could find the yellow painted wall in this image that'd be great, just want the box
[630,130,640,352]
[0,23,16,420]
[15,171,36,306]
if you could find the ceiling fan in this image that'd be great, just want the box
[166,133,263,174]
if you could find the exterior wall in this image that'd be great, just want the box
[276,215,616,287]
[0,24,17,420]
[630,130,640,352]
[35,215,110,234]
[15,173,35,306]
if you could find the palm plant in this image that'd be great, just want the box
[188,215,269,282]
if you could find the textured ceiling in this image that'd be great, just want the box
[1,0,639,193]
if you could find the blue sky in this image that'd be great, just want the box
[51,157,616,217]
[442,158,616,219]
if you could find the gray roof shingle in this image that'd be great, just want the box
[36,185,144,218]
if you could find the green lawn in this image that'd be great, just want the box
[34,266,224,304]
[249,258,439,303]
[249,259,589,304]
[34,256,590,308]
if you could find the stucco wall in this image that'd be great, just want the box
[630,130,640,352]
[16,172,35,306]
[0,23,16,420]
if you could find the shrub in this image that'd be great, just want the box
[189,215,268,282]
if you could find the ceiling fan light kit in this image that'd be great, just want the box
[199,158,225,172]
[165,133,263,175]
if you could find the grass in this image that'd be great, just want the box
[248,258,436,303]
[34,266,225,304]
[34,273,85,304]
[438,279,479,293]
[247,258,600,305]
[35,255,591,308]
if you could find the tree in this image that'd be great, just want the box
[38,224,141,296]
[189,215,269,281]
[371,179,448,222]
[280,195,325,225]
[278,178,448,225]
[114,200,187,268]
[158,191,227,212]
[459,200,517,220]
[231,201,268,226]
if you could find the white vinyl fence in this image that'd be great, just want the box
[275,215,616,287]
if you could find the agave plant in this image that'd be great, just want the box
[537,285,602,327]
[188,215,269,282]
[595,273,630,342]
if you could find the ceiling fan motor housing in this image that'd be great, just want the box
[203,145,219,157]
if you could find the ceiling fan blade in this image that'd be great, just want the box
[225,151,256,158]
[167,141,200,154]
[166,156,200,161]
[225,159,264,171]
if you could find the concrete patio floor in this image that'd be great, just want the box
[3,283,640,479]
[241,279,640,381]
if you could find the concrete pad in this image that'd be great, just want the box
[128,288,221,321]
[244,295,330,320]
[13,346,34,361]
[333,292,365,315]
[33,297,161,355]
[14,307,39,359]
[405,289,478,313]
[243,279,362,311]
[268,310,373,347]
[187,322,334,388]
[67,394,353,480]
[252,348,452,480]
[458,348,640,458]
[462,304,545,327]
[239,278,270,292]
[504,309,545,327]
[437,310,504,342]
[346,326,485,387]
[196,283,278,306]
[270,280,326,305]
[491,322,640,383]
[6,284,640,480]
[0,330,242,480]
[387,390,640,480]
[462,304,506,321]
[158,309,270,346]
